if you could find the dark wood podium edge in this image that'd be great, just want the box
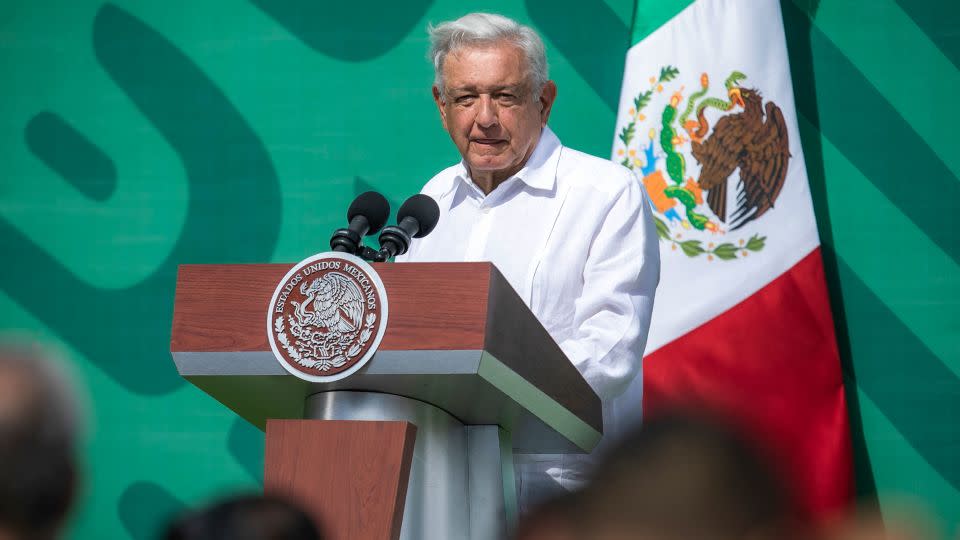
[264,419,416,540]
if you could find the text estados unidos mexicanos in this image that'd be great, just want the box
[274,260,378,313]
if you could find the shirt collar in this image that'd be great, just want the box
[439,126,562,199]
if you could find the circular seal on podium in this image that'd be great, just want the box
[266,252,388,382]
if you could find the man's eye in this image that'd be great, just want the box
[454,96,476,105]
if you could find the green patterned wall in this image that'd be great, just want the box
[0,1,957,538]
[783,0,960,534]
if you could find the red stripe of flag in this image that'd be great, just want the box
[643,247,854,519]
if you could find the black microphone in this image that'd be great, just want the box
[377,194,440,259]
[330,191,391,254]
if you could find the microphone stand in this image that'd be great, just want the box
[358,246,389,263]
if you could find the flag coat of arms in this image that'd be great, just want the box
[612,0,853,518]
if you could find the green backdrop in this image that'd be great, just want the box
[1,1,957,537]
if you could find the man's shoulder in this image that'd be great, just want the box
[557,144,638,195]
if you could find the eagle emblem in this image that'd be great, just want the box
[292,272,367,361]
[267,253,388,382]
[616,66,791,261]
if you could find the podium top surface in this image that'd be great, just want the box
[171,261,602,453]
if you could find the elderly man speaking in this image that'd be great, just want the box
[397,12,660,511]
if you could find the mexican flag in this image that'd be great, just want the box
[612,0,853,519]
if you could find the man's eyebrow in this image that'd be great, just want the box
[446,84,525,94]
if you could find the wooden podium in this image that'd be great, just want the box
[170,262,602,540]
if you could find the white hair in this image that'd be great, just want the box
[428,12,549,100]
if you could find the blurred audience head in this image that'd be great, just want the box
[164,493,322,540]
[0,341,82,540]
[518,413,799,540]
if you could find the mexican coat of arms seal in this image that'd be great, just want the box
[266,252,388,382]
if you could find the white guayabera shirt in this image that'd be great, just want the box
[397,126,660,512]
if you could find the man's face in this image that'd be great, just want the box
[433,43,557,187]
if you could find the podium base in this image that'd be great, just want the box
[305,391,517,540]
[264,418,416,539]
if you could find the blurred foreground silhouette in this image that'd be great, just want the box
[515,414,935,540]
[0,341,82,540]
[163,493,322,540]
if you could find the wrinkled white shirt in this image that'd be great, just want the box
[397,126,660,512]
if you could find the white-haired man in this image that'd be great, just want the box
[397,13,660,511]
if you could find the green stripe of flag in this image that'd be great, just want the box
[629,0,694,46]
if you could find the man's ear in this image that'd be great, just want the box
[432,85,448,130]
[538,81,557,126]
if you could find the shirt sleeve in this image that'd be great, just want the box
[557,173,661,402]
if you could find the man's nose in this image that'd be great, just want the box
[475,96,499,128]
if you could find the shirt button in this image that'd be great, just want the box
[480,207,492,215]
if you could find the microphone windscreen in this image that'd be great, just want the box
[398,194,440,238]
[347,191,391,234]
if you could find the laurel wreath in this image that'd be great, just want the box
[346,313,377,359]
[274,312,378,372]
[654,215,765,260]
[617,65,678,168]
[275,316,305,365]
